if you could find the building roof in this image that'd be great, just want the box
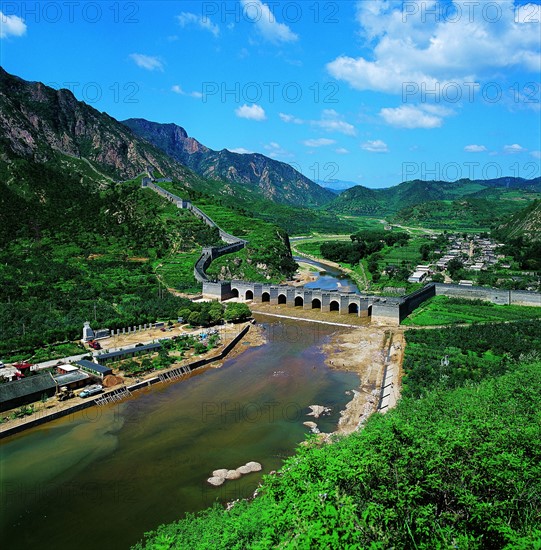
[0,373,56,404]
[58,365,79,372]
[75,360,113,374]
[94,342,162,361]
[54,371,90,386]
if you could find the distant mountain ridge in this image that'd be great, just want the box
[123,118,335,208]
[328,178,541,217]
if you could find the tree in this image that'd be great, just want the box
[224,303,251,322]
[188,311,201,326]
[447,258,464,280]
[178,308,192,323]
[419,244,431,261]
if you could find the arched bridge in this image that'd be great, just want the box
[202,280,424,325]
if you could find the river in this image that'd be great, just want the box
[294,256,359,293]
[0,316,359,550]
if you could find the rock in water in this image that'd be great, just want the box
[245,461,262,472]
[307,405,327,418]
[226,470,242,480]
[212,469,228,478]
[207,476,225,486]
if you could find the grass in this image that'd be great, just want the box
[155,253,202,294]
[403,295,541,326]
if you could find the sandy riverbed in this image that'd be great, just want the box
[321,326,405,435]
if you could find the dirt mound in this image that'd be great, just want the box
[102,375,124,388]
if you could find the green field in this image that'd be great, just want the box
[404,295,541,326]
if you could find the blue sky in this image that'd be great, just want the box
[1,0,540,188]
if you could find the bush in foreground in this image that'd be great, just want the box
[134,361,541,549]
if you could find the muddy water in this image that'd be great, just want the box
[0,316,359,550]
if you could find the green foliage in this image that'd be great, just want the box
[498,236,541,271]
[134,361,541,549]
[404,296,541,326]
[402,319,541,397]
[224,303,252,323]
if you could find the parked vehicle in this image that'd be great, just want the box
[79,384,103,398]
[57,386,75,401]
[88,340,101,350]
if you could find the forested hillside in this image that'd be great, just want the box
[327,178,541,226]
[0,70,300,358]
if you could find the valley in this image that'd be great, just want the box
[1,56,540,550]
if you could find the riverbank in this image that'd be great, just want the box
[0,321,265,439]
[320,325,405,435]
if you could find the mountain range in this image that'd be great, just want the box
[1,66,540,240]
[122,118,334,208]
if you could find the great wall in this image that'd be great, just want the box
[142,178,541,325]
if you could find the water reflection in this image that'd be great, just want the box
[294,256,359,293]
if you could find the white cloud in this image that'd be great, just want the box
[235,103,267,121]
[0,11,27,38]
[228,147,253,154]
[531,151,541,159]
[327,0,541,97]
[240,0,298,44]
[264,142,293,159]
[129,53,164,71]
[171,84,202,98]
[503,143,527,154]
[464,144,487,153]
[279,113,303,124]
[280,109,356,136]
[379,105,447,128]
[303,138,336,147]
[361,140,389,153]
[335,148,350,154]
[177,12,219,37]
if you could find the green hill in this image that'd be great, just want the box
[495,199,541,241]
[327,178,541,223]
[0,68,301,357]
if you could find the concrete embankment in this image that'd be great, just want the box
[0,324,252,440]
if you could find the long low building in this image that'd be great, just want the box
[75,360,113,378]
[0,373,57,412]
[91,342,162,364]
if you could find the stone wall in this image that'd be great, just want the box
[141,181,247,282]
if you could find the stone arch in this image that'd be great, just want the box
[278,294,287,305]
[262,292,270,303]
[294,296,304,307]
[245,290,254,301]
[231,288,239,298]
[330,300,340,312]
[348,303,359,315]
[312,298,321,309]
